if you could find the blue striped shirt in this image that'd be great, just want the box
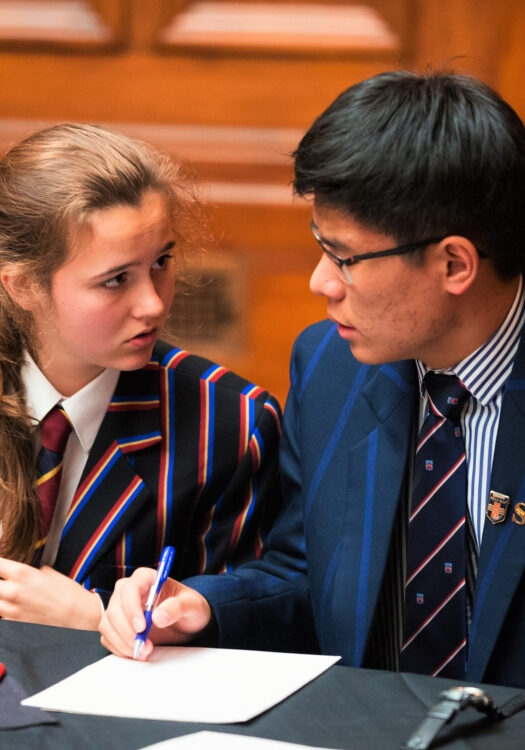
[416,276,525,549]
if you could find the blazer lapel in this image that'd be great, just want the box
[54,364,163,583]
[468,339,525,680]
[312,360,418,665]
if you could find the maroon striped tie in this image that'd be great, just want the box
[36,406,72,540]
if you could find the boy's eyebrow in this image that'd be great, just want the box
[92,240,175,279]
[311,221,352,253]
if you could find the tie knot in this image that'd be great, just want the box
[40,406,72,454]
[424,372,469,423]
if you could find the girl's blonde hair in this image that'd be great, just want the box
[0,122,205,561]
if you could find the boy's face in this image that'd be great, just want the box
[309,204,458,368]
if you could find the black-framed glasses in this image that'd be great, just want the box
[310,222,444,283]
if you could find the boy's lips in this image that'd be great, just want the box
[328,314,356,334]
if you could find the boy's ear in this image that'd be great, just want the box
[0,265,40,311]
[439,236,480,296]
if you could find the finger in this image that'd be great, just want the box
[99,596,144,658]
[119,568,158,627]
[100,599,139,656]
[100,568,158,656]
[0,557,31,581]
[110,569,156,634]
[0,574,27,620]
[100,606,157,660]
[134,638,154,661]
[100,613,136,658]
[100,631,132,658]
[0,595,21,621]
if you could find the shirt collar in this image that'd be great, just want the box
[22,354,120,452]
[416,276,525,405]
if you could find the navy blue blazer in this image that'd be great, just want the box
[189,320,525,688]
[52,341,282,604]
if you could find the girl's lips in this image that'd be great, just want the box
[127,328,157,348]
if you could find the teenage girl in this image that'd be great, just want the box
[0,123,281,629]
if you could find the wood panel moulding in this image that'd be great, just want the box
[0,117,301,185]
[0,0,127,52]
[411,0,513,87]
[0,115,319,403]
[0,116,315,266]
[156,0,404,58]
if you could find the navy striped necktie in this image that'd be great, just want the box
[401,372,470,678]
[36,405,72,544]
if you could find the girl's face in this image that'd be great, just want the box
[30,190,177,395]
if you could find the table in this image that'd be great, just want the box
[1,620,525,750]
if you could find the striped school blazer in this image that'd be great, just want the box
[52,340,282,602]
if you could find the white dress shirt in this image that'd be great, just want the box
[22,354,120,566]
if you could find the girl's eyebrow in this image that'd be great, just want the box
[92,240,175,279]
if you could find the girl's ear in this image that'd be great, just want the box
[0,265,40,311]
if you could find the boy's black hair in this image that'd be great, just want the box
[293,71,525,279]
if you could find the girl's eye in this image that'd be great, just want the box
[101,272,127,290]
[152,253,173,270]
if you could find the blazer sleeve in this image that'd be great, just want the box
[185,341,320,654]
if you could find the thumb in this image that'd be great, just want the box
[151,582,211,635]
[149,577,187,629]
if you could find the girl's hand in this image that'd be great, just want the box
[0,557,102,629]
[99,568,212,659]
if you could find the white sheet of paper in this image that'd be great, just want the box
[22,647,340,723]
[138,730,343,750]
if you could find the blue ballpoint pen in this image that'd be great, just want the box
[133,545,175,660]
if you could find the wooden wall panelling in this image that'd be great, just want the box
[0,52,401,126]
[155,0,405,56]
[0,1,412,403]
[411,0,515,89]
[408,0,525,128]
[10,2,525,401]
[202,201,327,403]
[494,0,525,122]
[0,0,406,126]
[0,114,324,404]
[0,0,127,51]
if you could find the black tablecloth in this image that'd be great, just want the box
[1,620,524,750]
